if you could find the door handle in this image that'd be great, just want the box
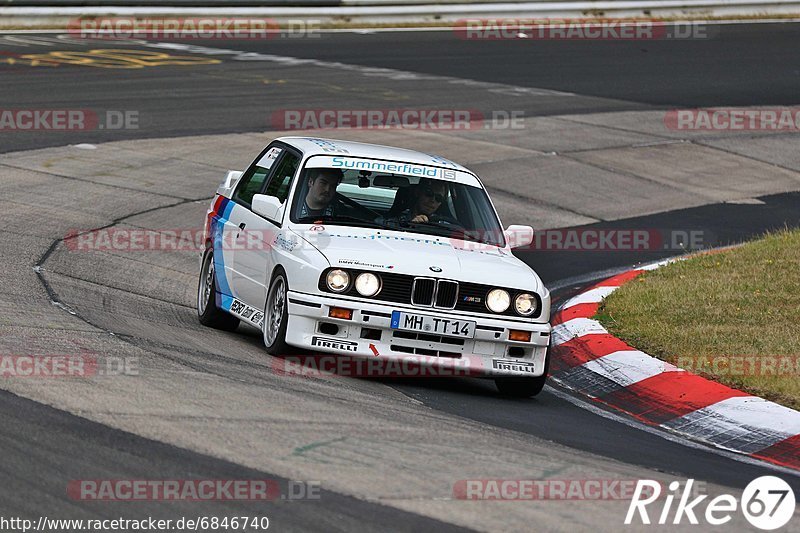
[239,222,247,230]
[236,222,246,238]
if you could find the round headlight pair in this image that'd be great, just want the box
[326,269,350,292]
[355,272,381,297]
[514,293,538,317]
[486,289,511,313]
[325,270,381,297]
[486,289,538,316]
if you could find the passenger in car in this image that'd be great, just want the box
[400,178,449,223]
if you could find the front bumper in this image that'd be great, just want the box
[284,290,551,378]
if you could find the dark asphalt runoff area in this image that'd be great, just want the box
[1,22,799,152]
[1,23,799,528]
[0,388,472,532]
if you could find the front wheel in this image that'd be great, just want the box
[263,271,291,355]
[197,249,239,331]
[495,345,550,398]
[494,375,547,398]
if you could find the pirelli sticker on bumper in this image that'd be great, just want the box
[311,336,358,352]
[493,359,535,373]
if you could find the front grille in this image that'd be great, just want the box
[456,282,487,313]
[435,280,459,309]
[412,277,458,309]
[412,278,435,306]
[319,268,541,318]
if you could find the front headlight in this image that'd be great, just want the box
[486,288,510,313]
[515,293,537,316]
[326,269,350,292]
[355,272,381,297]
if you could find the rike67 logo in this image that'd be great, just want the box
[626,477,795,530]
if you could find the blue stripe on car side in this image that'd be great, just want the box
[212,197,235,310]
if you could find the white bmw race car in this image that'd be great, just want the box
[198,137,551,396]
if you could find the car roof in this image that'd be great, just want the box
[276,136,474,174]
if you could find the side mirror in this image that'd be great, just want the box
[216,170,243,196]
[504,225,534,249]
[223,170,243,188]
[252,194,283,224]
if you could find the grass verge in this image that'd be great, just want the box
[596,228,800,410]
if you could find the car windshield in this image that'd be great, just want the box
[290,164,506,247]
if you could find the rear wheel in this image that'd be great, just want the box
[263,270,291,355]
[197,248,239,331]
[494,345,550,398]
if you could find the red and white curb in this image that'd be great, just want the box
[550,259,800,471]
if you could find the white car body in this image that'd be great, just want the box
[199,137,551,389]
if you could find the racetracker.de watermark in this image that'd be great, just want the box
[68,17,320,39]
[0,109,139,131]
[271,109,525,130]
[63,227,712,253]
[67,479,320,501]
[454,19,713,40]
[464,228,710,252]
[453,479,665,500]
[271,354,483,378]
[677,355,800,376]
[0,354,138,378]
[665,108,800,131]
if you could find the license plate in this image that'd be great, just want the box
[390,311,476,339]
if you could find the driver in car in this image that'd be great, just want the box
[401,178,449,223]
[299,168,345,219]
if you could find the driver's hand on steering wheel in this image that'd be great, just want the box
[410,214,429,223]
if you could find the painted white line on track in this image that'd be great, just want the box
[664,396,800,452]
[560,285,618,308]
[137,39,577,98]
[0,31,575,98]
[583,349,682,386]
[552,317,605,345]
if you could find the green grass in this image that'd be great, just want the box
[596,228,800,410]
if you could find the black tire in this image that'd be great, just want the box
[197,248,240,331]
[262,270,291,356]
[494,344,550,398]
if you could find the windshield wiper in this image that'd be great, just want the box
[296,215,388,230]
[400,223,496,245]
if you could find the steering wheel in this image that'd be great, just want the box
[335,192,382,220]
[429,213,466,231]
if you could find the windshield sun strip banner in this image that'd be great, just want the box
[304,155,481,186]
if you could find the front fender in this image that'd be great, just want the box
[270,228,331,294]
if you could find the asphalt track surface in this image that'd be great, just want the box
[1,24,800,531]
[0,388,469,532]
[1,21,799,152]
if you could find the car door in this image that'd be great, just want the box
[212,150,276,311]
[228,145,301,312]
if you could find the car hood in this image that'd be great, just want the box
[292,226,544,293]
